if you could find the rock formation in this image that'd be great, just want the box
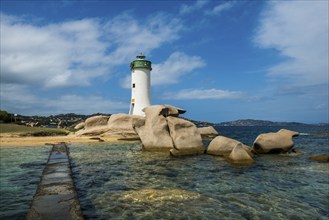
[197,126,219,139]
[135,105,175,151]
[166,116,205,156]
[103,113,144,137]
[253,129,299,154]
[207,136,252,156]
[84,115,110,129]
[228,143,255,164]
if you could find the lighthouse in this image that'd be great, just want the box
[129,54,152,116]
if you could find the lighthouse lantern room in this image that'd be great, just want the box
[129,53,152,116]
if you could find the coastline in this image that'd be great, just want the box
[0,134,124,148]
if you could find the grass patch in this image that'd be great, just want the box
[0,123,69,136]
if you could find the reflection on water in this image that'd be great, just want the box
[1,126,328,219]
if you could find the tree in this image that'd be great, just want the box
[0,110,12,123]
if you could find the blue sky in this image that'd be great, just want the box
[1,0,328,123]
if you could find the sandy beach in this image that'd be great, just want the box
[0,134,124,148]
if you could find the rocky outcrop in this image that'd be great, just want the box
[198,126,219,139]
[309,154,329,163]
[207,136,252,156]
[103,113,144,137]
[84,115,110,129]
[74,122,85,130]
[75,125,111,136]
[228,143,255,164]
[135,105,175,151]
[166,116,205,156]
[253,129,299,154]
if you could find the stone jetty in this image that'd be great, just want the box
[26,143,83,220]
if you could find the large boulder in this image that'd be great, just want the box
[103,113,145,137]
[228,143,255,164]
[198,126,219,139]
[253,129,299,154]
[84,115,110,129]
[135,105,174,151]
[207,136,252,156]
[166,116,205,156]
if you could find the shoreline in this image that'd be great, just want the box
[0,134,125,148]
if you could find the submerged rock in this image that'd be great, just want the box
[253,129,299,154]
[309,154,329,163]
[167,116,205,156]
[207,136,252,156]
[228,143,255,164]
[121,189,200,203]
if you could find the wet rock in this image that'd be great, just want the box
[135,105,174,151]
[253,129,299,154]
[207,136,252,156]
[309,154,329,162]
[198,126,219,139]
[167,116,205,156]
[228,143,255,164]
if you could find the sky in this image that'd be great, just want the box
[0,0,328,123]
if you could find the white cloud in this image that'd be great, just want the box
[179,0,209,15]
[0,83,127,115]
[205,1,235,16]
[163,88,244,100]
[152,52,205,85]
[120,51,205,88]
[255,1,328,86]
[0,12,183,89]
[1,15,109,88]
[104,13,182,66]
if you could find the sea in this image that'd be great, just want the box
[1,125,328,219]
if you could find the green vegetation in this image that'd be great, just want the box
[0,110,12,123]
[0,124,69,136]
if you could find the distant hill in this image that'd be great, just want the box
[1,110,327,128]
[215,119,321,127]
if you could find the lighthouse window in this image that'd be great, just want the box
[132,83,135,88]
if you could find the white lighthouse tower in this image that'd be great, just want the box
[129,54,152,116]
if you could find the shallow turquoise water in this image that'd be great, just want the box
[0,126,328,219]
[69,126,329,219]
[0,146,51,219]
